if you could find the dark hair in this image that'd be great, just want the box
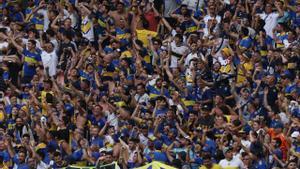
[22,133,30,138]
[175,34,183,42]
[49,9,59,16]
[183,13,191,18]
[54,151,61,157]
[215,94,225,100]
[136,83,145,89]
[28,39,37,46]
[241,152,249,158]
[203,154,212,160]
[117,2,125,6]
[46,93,54,104]
[135,39,144,48]
[274,138,282,147]
[181,4,188,8]
[63,31,73,41]
[46,29,55,37]
[81,79,90,86]
[18,146,27,155]
[241,27,249,36]
[36,65,44,70]
[103,5,110,11]
[36,149,46,159]
[152,38,161,45]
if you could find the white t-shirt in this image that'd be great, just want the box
[170,41,188,68]
[134,93,150,105]
[168,99,184,114]
[63,9,79,28]
[139,133,149,146]
[105,111,118,129]
[184,52,198,67]
[37,161,49,169]
[217,55,229,66]
[0,41,8,50]
[171,29,187,42]
[203,15,221,37]
[41,50,58,77]
[50,38,59,52]
[0,25,11,33]
[258,12,279,37]
[182,0,204,10]
[219,157,244,169]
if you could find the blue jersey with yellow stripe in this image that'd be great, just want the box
[25,7,34,20]
[181,20,197,33]
[115,27,130,45]
[275,32,288,48]
[146,85,162,99]
[79,70,94,81]
[239,36,252,49]
[88,114,106,128]
[254,35,273,56]
[22,49,41,77]
[98,64,116,78]
[96,12,108,29]
[30,17,44,31]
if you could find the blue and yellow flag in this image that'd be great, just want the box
[135,161,178,169]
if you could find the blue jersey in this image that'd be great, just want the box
[239,36,252,49]
[88,114,106,128]
[115,27,130,45]
[22,49,41,77]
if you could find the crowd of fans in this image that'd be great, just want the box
[0,0,299,169]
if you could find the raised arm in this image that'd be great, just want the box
[8,80,22,95]
[175,122,190,138]
[98,121,109,137]
[161,17,173,32]
[274,2,284,17]
[25,3,47,22]
[50,14,63,31]
[263,87,272,112]
[78,3,92,16]
[9,36,24,53]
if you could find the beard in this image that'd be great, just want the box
[16,124,24,131]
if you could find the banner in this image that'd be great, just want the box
[63,162,120,169]
[135,161,178,169]
[62,161,175,169]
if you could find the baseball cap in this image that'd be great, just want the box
[223,147,233,155]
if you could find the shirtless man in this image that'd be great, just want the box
[109,2,128,28]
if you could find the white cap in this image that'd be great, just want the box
[291,131,300,138]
